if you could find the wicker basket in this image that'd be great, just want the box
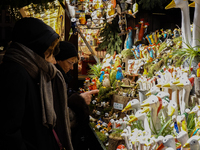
[108,135,125,150]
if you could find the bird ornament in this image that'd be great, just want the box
[84,77,91,91]
[175,75,195,114]
[116,65,124,81]
[177,131,189,150]
[165,0,192,48]
[138,18,145,41]
[116,144,126,150]
[134,24,140,43]
[157,135,176,150]
[99,69,105,83]
[125,27,133,49]
[183,135,200,150]
[145,85,161,96]
[121,98,140,113]
[113,55,121,70]
[102,71,111,88]
[189,0,200,47]
[141,95,162,132]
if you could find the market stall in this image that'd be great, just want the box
[77,0,200,149]
[2,0,200,149]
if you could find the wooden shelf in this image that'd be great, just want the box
[78,74,88,80]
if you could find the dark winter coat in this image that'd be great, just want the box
[55,64,90,149]
[55,64,104,150]
[0,60,59,150]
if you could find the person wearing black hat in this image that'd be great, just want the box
[0,17,73,150]
[55,41,104,150]
[55,41,79,91]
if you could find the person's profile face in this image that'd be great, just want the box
[45,53,56,64]
[57,57,76,73]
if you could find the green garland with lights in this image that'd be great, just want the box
[97,17,122,55]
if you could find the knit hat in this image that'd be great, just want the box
[11,17,59,58]
[55,41,78,61]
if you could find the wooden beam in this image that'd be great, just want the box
[77,27,99,63]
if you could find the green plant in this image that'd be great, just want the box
[96,131,108,143]
[88,63,102,79]
[121,48,134,58]
[97,18,122,55]
[171,43,200,71]
[186,112,196,137]
[97,86,115,102]
[110,129,123,138]
[157,118,172,137]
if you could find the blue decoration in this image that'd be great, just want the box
[126,30,133,49]
[135,44,141,58]
[99,71,105,83]
[193,128,200,136]
[174,122,179,133]
[146,35,152,45]
[131,49,138,59]
[97,118,103,125]
[148,47,154,59]
[116,67,124,81]
[164,32,167,38]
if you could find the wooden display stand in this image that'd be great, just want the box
[111,94,132,118]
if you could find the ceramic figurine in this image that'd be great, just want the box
[145,85,160,96]
[116,144,126,150]
[125,27,133,49]
[156,91,170,120]
[79,13,86,25]
[157,135,176,150]
[84,77,91,90]
[99,69,105,83]
[113,55,121,70]
[177,115,188,132]
[141,95,162,132]
[168,100,178,116]
[183,136,200,149]
[129,109,151,138]
[165,0,192,48]
[134,24,140,43]
[189,0,200,47]
[163,79,178,105]
[102,71,111,87]
[138,18,145,41]
[175,76,194,114]
[116,65,124,81]
[177,131,189,150]
[121,99,140,113]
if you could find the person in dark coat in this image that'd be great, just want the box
[55,41,104,150]
[0,17,73,150]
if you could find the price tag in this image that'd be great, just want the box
[113,102,123,110]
